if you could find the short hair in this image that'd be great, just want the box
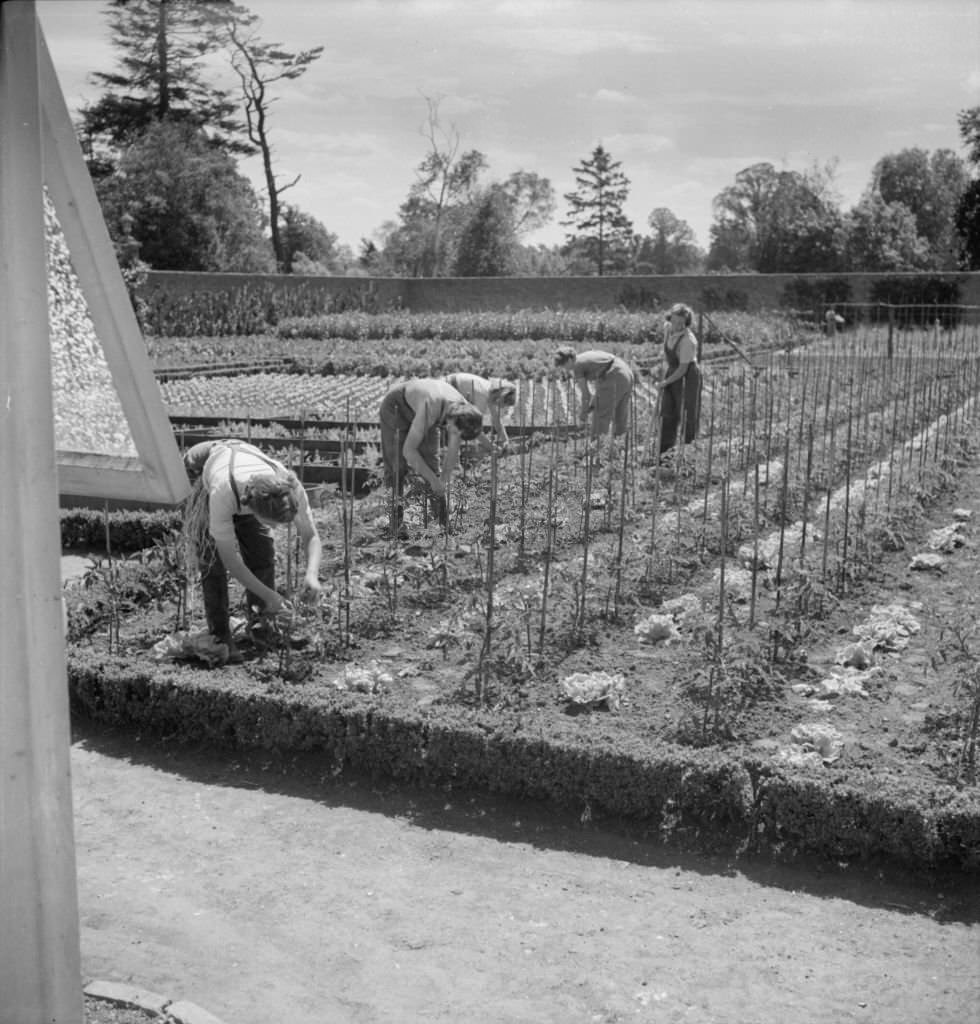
[554,345,577,367]
[242,472,300,523]
[666,303,694,327]
[447,402,485,441]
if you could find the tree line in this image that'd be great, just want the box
[61,0,980,279]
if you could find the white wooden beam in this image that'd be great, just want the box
[0,2,83,1021]
[37,18,189,505]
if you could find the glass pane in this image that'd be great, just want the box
[46,190,136,457]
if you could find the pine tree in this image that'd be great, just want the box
[454,192,517,276]
[562,144,633,275]
[78,0,252,174]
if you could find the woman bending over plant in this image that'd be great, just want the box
[554,346,634,450]
[183,440,322,662]
[444,371,518,450]
[379,377,485,537]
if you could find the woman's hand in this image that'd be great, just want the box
[264,592,293,618]
[300,576,323,603]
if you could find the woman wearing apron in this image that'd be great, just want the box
[658,303,701,458]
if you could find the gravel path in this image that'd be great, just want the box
[73,723,980,1024]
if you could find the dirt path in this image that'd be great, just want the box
[72,723,978,1024]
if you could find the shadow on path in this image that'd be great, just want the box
[72,716,980,926]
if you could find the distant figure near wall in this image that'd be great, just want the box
[825,308,845,334]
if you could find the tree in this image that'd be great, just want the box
[454,192,517,276]
[279,204,342,273]
[357,238,385,273]
[642,208,702,274]
[95,120,273,272]
[871,148,968,268]
[706,162,776,271]
[955,181,980,269]
[958,107,980,165]
[510,244,573,277]
[220,6,323,270]
[562,144,633,275]
[495,170,556,237]
[78,0,250,173]
[406,96,487,276]
[843,193,930,272]
[377,201,442,277]
[707,162,844,273]
[955,107,980,268]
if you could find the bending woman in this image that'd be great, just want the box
[379,377,485,534]
[444,372,517,449]
[554,346,633,443]
[183,439,322,660]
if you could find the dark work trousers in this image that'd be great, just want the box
[660,364,701,454]
[184,439,280,639]
[198,514,276,642]
[379,384,448,527]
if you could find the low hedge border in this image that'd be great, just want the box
[61,508,182,553]
[67,649,980,874]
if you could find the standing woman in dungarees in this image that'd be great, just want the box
[658,303,701,458]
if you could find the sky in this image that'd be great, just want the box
[35,0,980,255]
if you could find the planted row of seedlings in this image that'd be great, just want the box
[228,321,979,711]
[69,319,980,721]
[62,319,980,795]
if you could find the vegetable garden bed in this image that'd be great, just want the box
[59,317,980,874]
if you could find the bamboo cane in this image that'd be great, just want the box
[477,444,499,703]
[613,430,630,615]
[578,434,594,641]
[839,395,854,595]
[699,390,716,558]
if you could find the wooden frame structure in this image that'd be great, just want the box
[39,11,189,503]
[1,3,188,1019]
[0,4,83,1018]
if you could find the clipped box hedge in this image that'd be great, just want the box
[61,507,181,552]
[67,649,980,874]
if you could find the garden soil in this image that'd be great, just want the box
[73,722,979,1024]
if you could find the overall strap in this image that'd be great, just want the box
[222,440,283,512]
[228,445,241,510]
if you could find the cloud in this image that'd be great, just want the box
[967,69,980,95]
[603,132,675,158]
[594,88,638,105]
[488,24,666,57]
[258,129,393,165]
